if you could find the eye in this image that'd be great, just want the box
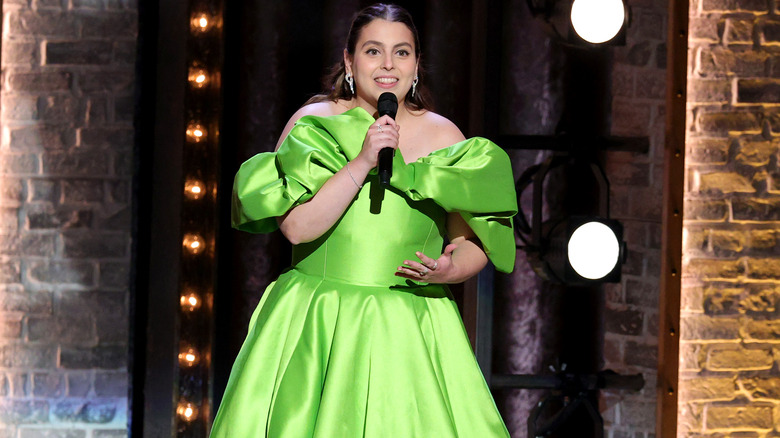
[366,48,380,55]
[396,49,410,57]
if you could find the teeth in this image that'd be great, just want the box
[375,78,398,84]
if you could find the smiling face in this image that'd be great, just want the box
[345,19,418,112]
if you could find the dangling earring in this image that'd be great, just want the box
[412,76,418,98]
[345,72,355,95]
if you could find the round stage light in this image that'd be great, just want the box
[567,221,621,280]
[570,0,626,44]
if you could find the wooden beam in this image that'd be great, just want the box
[657,0,689,436]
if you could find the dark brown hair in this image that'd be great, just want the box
[306,3,433,111]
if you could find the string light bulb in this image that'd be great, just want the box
[182,234,205,254]
[188,68,209,88]
[179,347,200,367]
[184,180,205,200]
[191,13,213,32]
[186,124,207,143]
[177,402,199,422]
[180,292,201,312]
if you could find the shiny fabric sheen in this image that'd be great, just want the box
[212,108,517,437]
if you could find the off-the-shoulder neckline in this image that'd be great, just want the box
[326,107,491,165]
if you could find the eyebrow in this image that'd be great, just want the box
[360,40,414,50]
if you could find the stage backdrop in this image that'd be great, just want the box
[215,0,664,437]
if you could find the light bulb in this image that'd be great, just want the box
[567,221,621,280]
[178,347,199,367]
[188,68,209,88]
[184,180,205,200]
[186,124,206,143]
[180,292,201,311]
[191,13,212,32]
[182,234,205,254]
[177,402,198,422]
[570,0,626,44]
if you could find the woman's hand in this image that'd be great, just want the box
[395,243,458,284]
[353,114,400,169]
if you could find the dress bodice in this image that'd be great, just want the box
[293,174,446,287]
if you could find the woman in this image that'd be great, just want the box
[211,4,517,437]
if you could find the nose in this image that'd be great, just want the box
[382,53,394,70]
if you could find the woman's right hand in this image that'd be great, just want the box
[354,114,400,168]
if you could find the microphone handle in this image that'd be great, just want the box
[378,147,393,185]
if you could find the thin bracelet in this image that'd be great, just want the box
[345,161,363,189]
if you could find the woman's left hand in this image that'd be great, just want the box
[395,244,457,283]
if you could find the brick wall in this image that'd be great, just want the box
[681,0,780,435]
[600,0,668,436]
[0,0,136,436]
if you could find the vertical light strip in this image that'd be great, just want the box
[175,0,223,435]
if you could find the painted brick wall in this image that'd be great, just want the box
[681,0,780,435]
[600,0,668,436]
[0,0,136,436]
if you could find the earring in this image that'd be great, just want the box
[412,76,418,98]
[345,73,355,95]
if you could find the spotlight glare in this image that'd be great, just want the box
[568,221,621,280]
[570,0,626,44]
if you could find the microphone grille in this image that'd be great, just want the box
[377,92,398,118]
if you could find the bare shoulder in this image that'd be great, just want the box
[275,100,348,150]
[413,110,466,152]
[292,100,344,119]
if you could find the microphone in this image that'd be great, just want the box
[376,92,397,185]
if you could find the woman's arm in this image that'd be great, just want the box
[275,110,400,245]
[444,212,489,282]
[396,212,488,284]
[276,157,371,245]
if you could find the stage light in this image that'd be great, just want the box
[526,0,629,46]
[568,220,621,279]
[539,216,626,284]
[177,1,223,436]
[570,0,626,44]
[515,154,627,285]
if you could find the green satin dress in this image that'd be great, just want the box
[210,107,517,437]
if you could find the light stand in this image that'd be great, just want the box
[515,152,627,285]
[472,4,647,436]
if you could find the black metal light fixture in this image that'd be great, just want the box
[515,152,627,285]
[526,0,629,46]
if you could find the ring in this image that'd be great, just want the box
[377,125,383,133]
[431,261,438,270]
[420,268,429,276]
